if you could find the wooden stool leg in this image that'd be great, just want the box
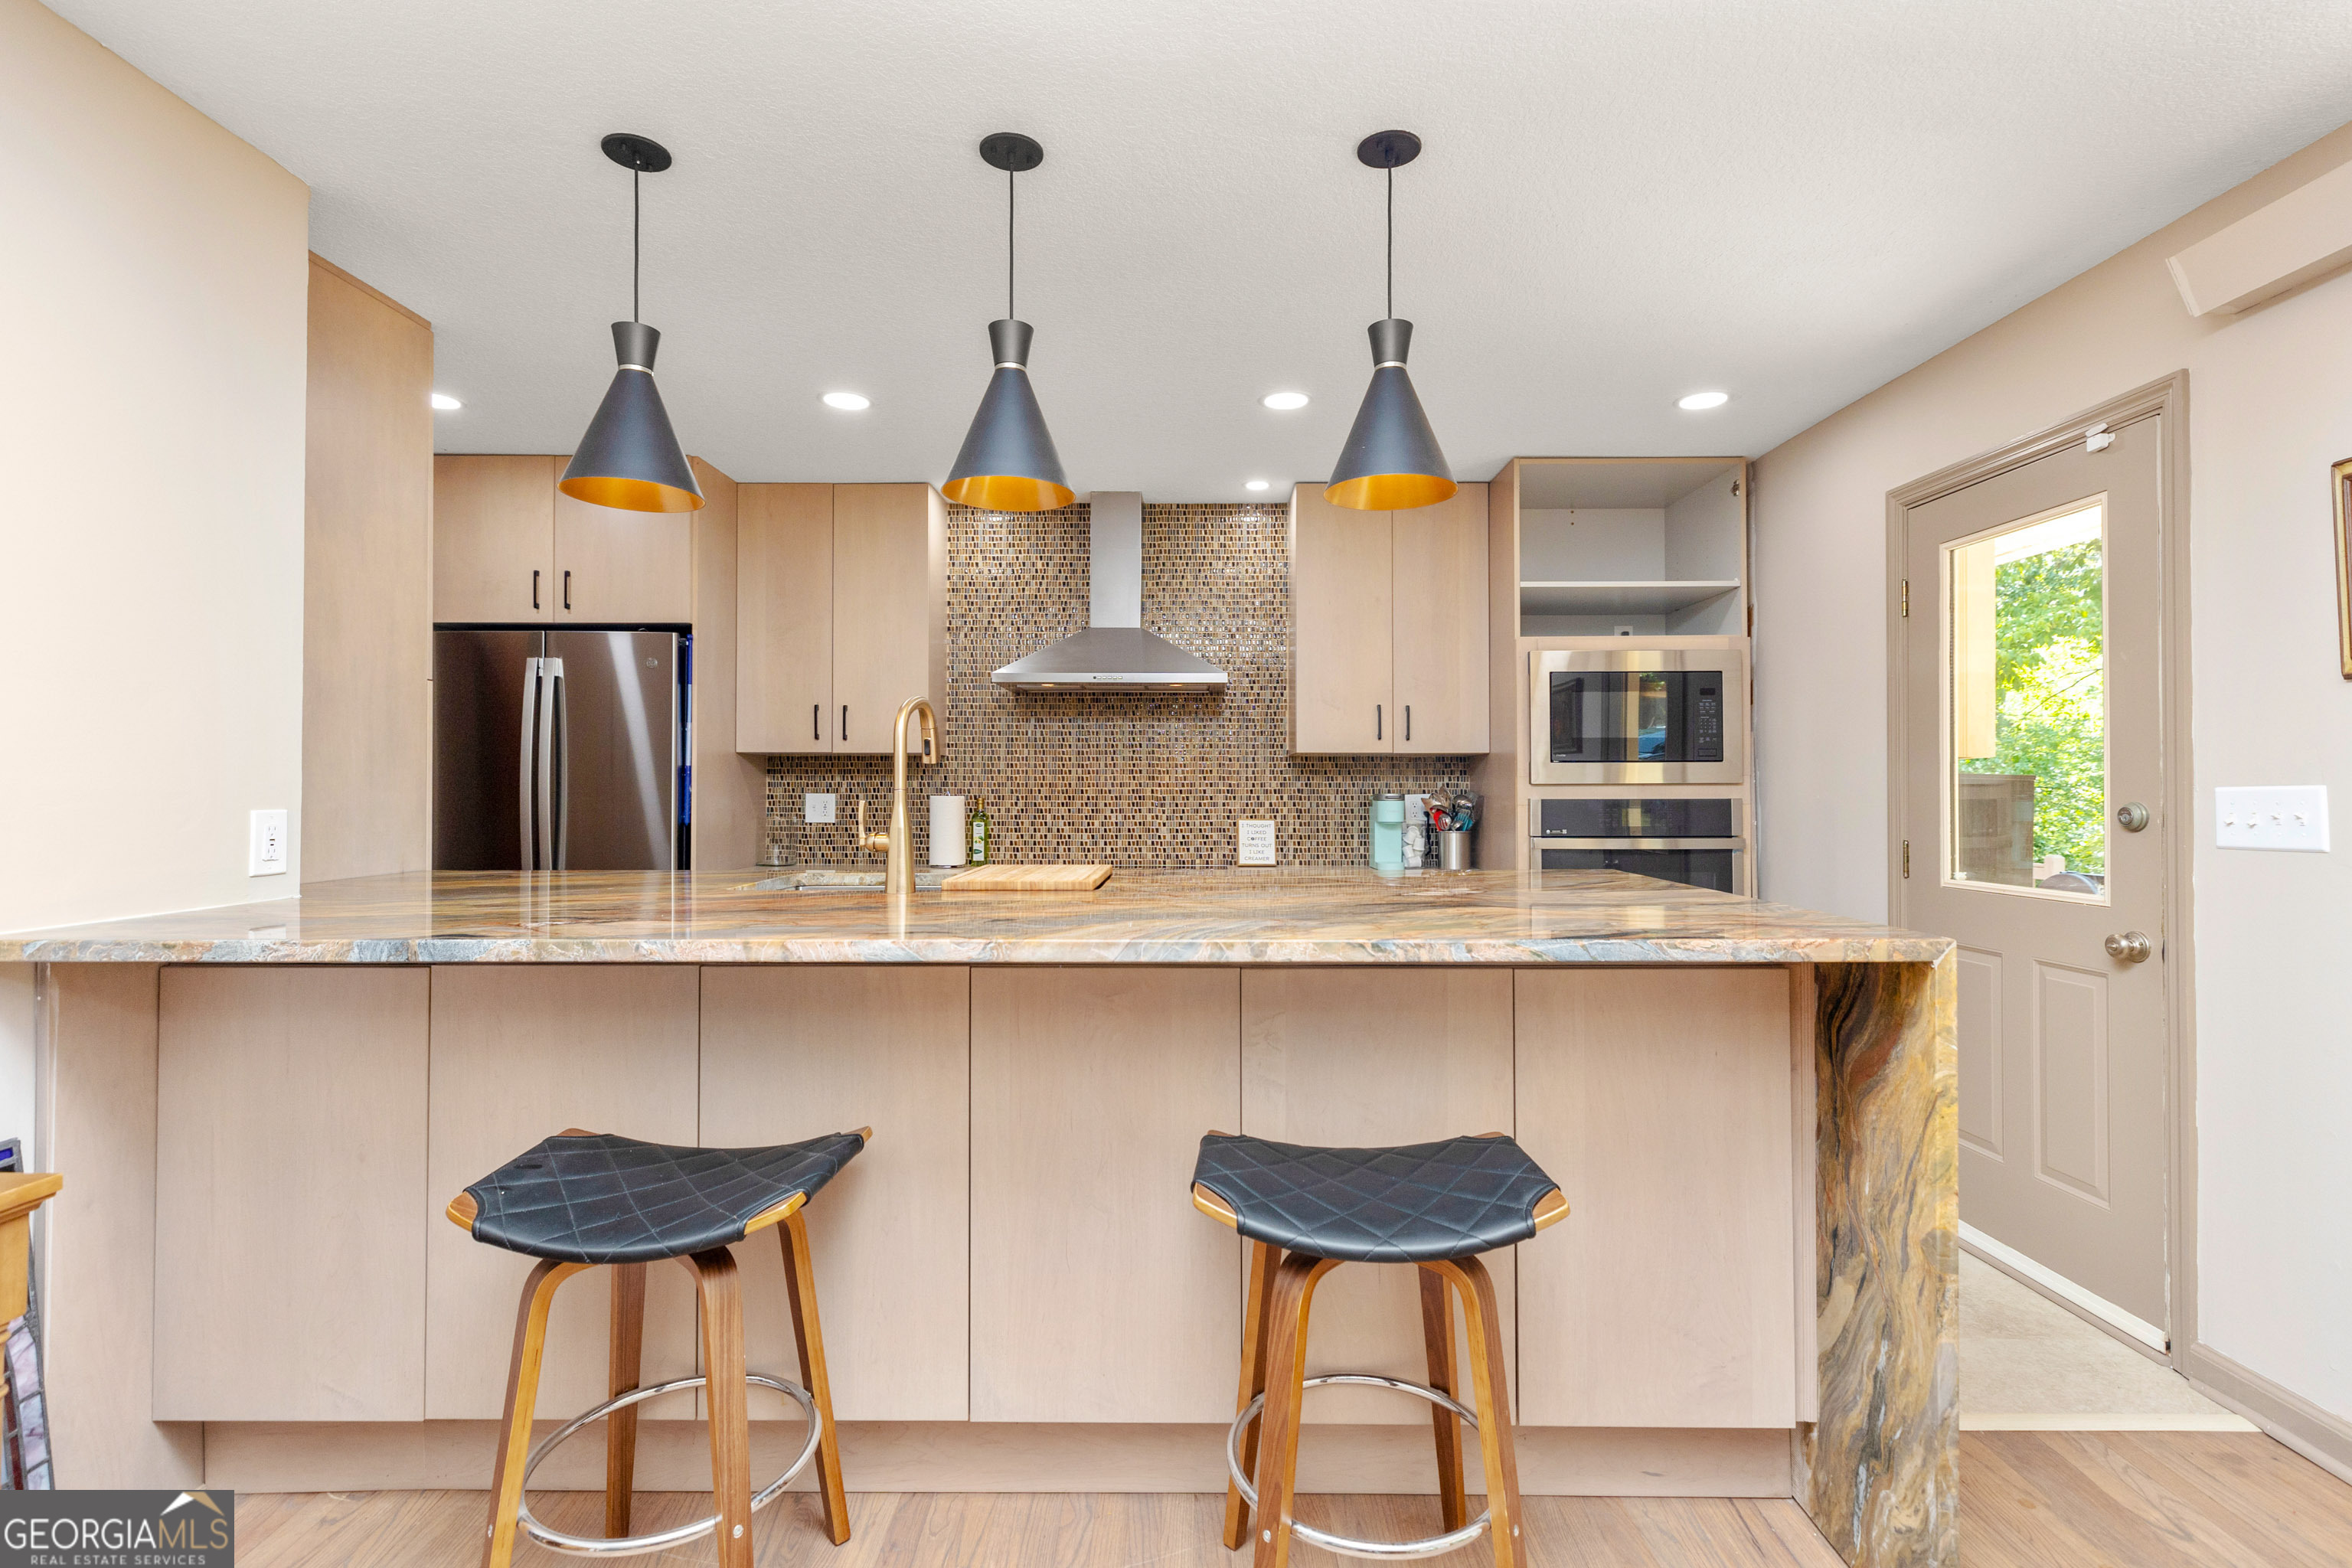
[1250,1252,1340,1568]
[779,1207,853,1545]
[1416,1264,1468,1534]
[482,1259,586,1568]
[1223,1239,1280,1550]
[605,1260,647,1539]
[1432,1256,1524,1568]
[688,1247,755,1568]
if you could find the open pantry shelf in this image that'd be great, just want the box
[1518,579,1743,616]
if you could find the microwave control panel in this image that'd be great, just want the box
[1690,679,1723,762]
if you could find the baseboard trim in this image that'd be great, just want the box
[1959,1222,2168,1355]
[1962,1411,2257,1432]
[2179,1344,2352,1485]
[200,1420,1794,1499]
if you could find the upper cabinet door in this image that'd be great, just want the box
[1392,482,1488,754]
[831,484,946,755]
[433,456,557,623]
[736,484,836,753]
[554,479,695,624]
[1290,484,1393,753]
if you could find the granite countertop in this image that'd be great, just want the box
[0,867,1949,965]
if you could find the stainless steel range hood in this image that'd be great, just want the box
[991,492,1227,691]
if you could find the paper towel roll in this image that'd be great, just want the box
[929,795,969,867]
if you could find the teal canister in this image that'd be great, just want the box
[1369,792,1406,871]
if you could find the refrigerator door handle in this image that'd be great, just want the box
[519,657,543,869]
[542,658,568,871]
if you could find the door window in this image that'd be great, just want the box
[1944,498,2107,901]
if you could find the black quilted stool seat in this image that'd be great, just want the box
[1191,1132,1561,1263]
[462,1130,866,1265]
[1191,1131,1567,1568]
[451,1127,869,1568]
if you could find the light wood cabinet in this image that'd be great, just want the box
[1289,482,1487,754]
[153,968,430,1421]
[434,455,557,622]
[1240,969,1516,1424]
[1512,967,1797,1427]
[423,965,702,1422]
[698,966,971,1421]
[736,482,946,754]
[736,485,835,752]
[969,967,1242,1422]
[433,454,695,626]
[554,484,694,623]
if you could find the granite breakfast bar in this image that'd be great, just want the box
[8,867,1955,1568]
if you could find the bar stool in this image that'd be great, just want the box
[447,1127,867,1567]
[1191,1132,1568,1567]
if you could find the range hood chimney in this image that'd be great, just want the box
[990,492,1228,691]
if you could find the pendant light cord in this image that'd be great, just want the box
[632,168,642,323]
[1386,164,1394,320]
[1008,165,1017,320]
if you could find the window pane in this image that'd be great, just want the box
[1947,501,2107,898]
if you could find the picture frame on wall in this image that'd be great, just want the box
[2336,456,2352,679]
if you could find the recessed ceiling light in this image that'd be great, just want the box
[822,391,871,411]
[1262,391,1309,410]
[1245,480,1271,492]
[1677,390,1730,411]
[430,392,462,411]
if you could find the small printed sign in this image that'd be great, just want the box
[0,1490,234,1566]
[1236,820,1276,867]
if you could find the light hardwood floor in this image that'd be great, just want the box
[230,1431,2352,1566]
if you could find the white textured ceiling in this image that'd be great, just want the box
[50,0,2352,497]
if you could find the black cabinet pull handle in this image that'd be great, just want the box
[813,704,821,742]
[1405,705,1411,743]
[531,569,541,610]
[841,704,848,744]
[563,570,573,611]
[1376,703,1383,741]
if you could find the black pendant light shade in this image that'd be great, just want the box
[1325,130,1455,511]
[942,318,1073,511]
[559,133,704,514]
[560,321,703,512]
[942,132,1073,512]
[1325,317,1455,511]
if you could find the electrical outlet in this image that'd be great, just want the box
[249,808,289,876]
[2214,785,2328,851]
[804,792,837,825]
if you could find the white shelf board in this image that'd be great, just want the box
[1518,580,1743,616]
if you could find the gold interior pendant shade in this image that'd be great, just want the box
[940,472,1075,511]
[559,472,704,513]
[1324,472,1459,511]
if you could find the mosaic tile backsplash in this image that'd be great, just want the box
[760,500,1473,868]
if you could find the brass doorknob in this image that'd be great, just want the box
[2105,930,2153,963]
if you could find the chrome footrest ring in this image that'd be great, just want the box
[1227,1372,1490,1560]
[516,1372,821,1557]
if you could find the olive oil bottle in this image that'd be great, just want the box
[968,799,991,866]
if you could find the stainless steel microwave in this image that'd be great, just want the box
[1528,647,1749,785]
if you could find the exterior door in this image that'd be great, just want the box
[1900,413,2169,1336]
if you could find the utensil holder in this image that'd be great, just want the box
[1437,829,1472,871]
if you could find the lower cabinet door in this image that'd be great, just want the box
[424,966,702,1421]
[154,967,430,1420]
[1240,969,1516,1424]
[698,965,970,1421]
[1512,968,1798,1427]
[969,967,1242,1422]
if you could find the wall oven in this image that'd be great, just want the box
[1530,796,1748,895]
[1528,646,1748,786]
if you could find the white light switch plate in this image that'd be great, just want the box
[249,808,289,876]
[2215,785,2328,851]
[805,792,837,825]
[1237,820,1276,867]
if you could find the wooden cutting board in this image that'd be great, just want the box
[941,863,1112,892]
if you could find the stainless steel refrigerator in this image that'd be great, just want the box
[433,629,691,871]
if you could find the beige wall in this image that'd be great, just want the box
[1754,120,2352,1444]
[0,0,310,933]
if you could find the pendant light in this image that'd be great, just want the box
[1325,129,1456,512]
[942,133,1073,512]
[559,133,704,514]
